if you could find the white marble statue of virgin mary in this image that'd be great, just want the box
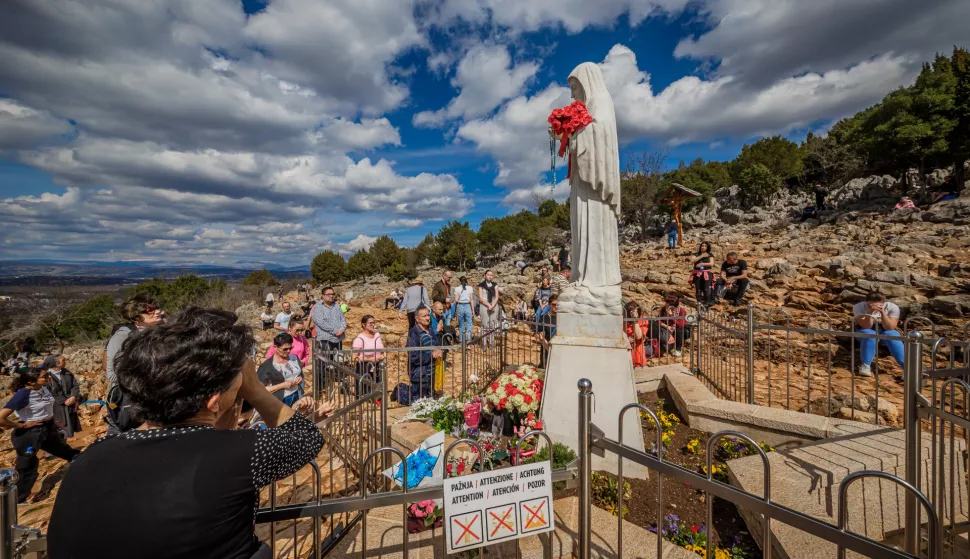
[559,62,622,315]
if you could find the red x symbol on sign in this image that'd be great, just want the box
[523,502,547,529]
[454,514,481,545]
[489,508,514,537]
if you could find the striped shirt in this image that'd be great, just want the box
[311,302,346,343]
[551,274,569,295]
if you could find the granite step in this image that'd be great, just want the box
[728,427,967,559]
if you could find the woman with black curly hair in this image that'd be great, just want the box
[48,308,325,559]
[0,367,80,503]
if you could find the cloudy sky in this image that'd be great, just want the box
[0,0,966,266]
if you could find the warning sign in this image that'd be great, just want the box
[520,497,550,533]
[443,461,555,554]
[450,511,482,550]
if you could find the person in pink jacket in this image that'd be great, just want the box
[266,319,310,366]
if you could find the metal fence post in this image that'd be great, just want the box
[461,338,468,394]
[746,304,756,404]
[577,379,593,559]
[0,470,17,559]
[903,331,923,554]
[694,307,704,375]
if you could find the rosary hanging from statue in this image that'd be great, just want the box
[549,134,557,192]
[547,100,594,192]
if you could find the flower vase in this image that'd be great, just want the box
[490,412,504,439]
[501,410,516,437]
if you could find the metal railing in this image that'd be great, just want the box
[696,307,954,427]
[913,334,970,553]
[577,378,941,559]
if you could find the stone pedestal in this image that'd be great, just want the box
[539,303,649,479]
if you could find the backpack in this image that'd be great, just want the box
[103,324,143,432]
[106,383,143,432]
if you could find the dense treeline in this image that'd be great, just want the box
[620,47,970,235]
[311,199,569,284]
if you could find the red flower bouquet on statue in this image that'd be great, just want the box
[548,101,593,164]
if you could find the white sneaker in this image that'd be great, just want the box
[672,350,682,357]
[857,364,872,377]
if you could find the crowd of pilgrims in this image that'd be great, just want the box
[0,237,901,558]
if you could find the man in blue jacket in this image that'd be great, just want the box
[407,306,440,400]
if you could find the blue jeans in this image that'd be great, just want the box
[444,304,455,325]
[667,232,677,249]
[858,328,905,367]
[456,303,473,342]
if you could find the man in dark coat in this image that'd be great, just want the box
[47,356,81,438]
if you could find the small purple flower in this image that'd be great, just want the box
[647,525,658,534]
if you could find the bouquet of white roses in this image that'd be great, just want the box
[484,365,544,416]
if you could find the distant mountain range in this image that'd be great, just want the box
[0,260,310,285]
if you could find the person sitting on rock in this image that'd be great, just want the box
[652,294,689,357]
[688,241,715,307]
[259,308,275,330]
[894,196,916,210]
[716,252,750,306]
[384,288,400,310]
[853,291,905,377]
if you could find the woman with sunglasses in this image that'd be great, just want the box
[266,319,310,366]
[103,294,164,434]
[0,367,81,503]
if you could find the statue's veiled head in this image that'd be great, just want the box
[568,77,585,102]
[568,62,610,108]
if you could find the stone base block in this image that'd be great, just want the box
[539,333,648,479]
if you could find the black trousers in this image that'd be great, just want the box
[650,323,686,352]
[694,274,713,307]
[11,420,80,501]
[407,311,416,330]
[716,278,750,304]
[384,298,399,310]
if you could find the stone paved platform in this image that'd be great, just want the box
[728,427,967,559]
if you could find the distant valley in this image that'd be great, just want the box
[0,260,310,287]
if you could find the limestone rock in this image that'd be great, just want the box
[755,257,788,270]
[719,208,745,226]
[683,198,719,227]
[929,294,970,317]
[866,271,910,285]
[924,198,970,223]
[855,279,918,299]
